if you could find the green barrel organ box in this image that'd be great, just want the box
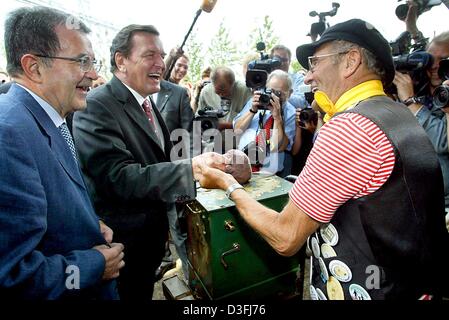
[185,174,304,300]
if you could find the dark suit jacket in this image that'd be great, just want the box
[72,76,196,273]
[0,84,116,300]
[156,80,193,133]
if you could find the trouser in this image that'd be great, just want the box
[166,203,189,280]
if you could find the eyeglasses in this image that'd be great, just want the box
[35,54,102,73]
[307,51,349,72]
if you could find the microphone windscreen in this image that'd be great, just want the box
[201,0,217,13]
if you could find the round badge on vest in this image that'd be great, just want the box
[318,257,329,283]
[327,276,345,300]
[321,243,337,258]
[329,259,352,283]
[349,284,372,300]
[310,285,319,300]
[316,288,328,300]
[311,236,321,259]
[320,223,339,246]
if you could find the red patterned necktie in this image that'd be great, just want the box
[142,99,156,130]
[252,115,274,172]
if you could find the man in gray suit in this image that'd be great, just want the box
[154,79,194,281]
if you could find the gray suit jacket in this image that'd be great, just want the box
[156,80,194,158]
[156,80,193,133]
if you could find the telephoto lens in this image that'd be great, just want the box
[433,85,449,109]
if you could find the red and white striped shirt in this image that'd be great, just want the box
[289,113,395,224]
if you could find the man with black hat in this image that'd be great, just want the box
[195,19,449,299]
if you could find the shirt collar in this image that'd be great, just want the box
[17,83,65,127]
[122,81,150,106]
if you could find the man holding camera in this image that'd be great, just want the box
[197,66,252,131]
[233,70,296,175]
[394,0,449,216]
[198,19,449,299]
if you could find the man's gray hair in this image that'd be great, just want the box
[330,40,387,83]
[267,69,292,92]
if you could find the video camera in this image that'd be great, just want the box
[308,2,340,41]
[194,103,227,132]
[387,30,432,96]
[395,0,444,21]
[246,42,281,110]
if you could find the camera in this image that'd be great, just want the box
[395,0,443,21]
[246,42,281,90]
[194,106,226,132]
[298,108,318,127]
[256,88,282,110]
[394,50,433,73]
[387,31,432,96]
[433,85,449,109]
[438,59,449,81]
[433,60,449,108]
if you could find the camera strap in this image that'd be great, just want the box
[256,110,274,157]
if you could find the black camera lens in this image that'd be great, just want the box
[438,59,449,81]
[433,85,449,109]
[299,109,318,125]
[395,4,409,21]
[201,120,213,131]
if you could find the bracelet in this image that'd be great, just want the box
[249,108,258,114]
[226,183,244,200]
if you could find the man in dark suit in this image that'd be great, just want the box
[154,79,194,281]
[73,24,219,301]
[0,6,124,300]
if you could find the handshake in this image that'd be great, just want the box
[192,150,252,190]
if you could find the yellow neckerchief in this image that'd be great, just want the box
[315,80,386,123]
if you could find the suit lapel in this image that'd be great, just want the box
[11,85,86,189]
[110,76,166,154]
[157,81,172,113]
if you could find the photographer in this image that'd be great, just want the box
[270,45,309,110]
[290,102,324,175]
[197,66,252,131]
[393,0,449,211]
[233,70,296,176]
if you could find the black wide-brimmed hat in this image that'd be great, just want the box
[296,19,395,85]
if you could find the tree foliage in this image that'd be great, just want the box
[183,28,205,85]
[246,15,280,54]
[206,20,239,69]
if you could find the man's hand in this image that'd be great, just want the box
[99,220,113,244]
[94,243,125,280]
[192,152,226,182]
[405,1,419,37]
[393,71,415,102]
[270,94,282,121]
[196,161,237,190]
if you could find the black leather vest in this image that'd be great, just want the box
[309,96,449,300]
